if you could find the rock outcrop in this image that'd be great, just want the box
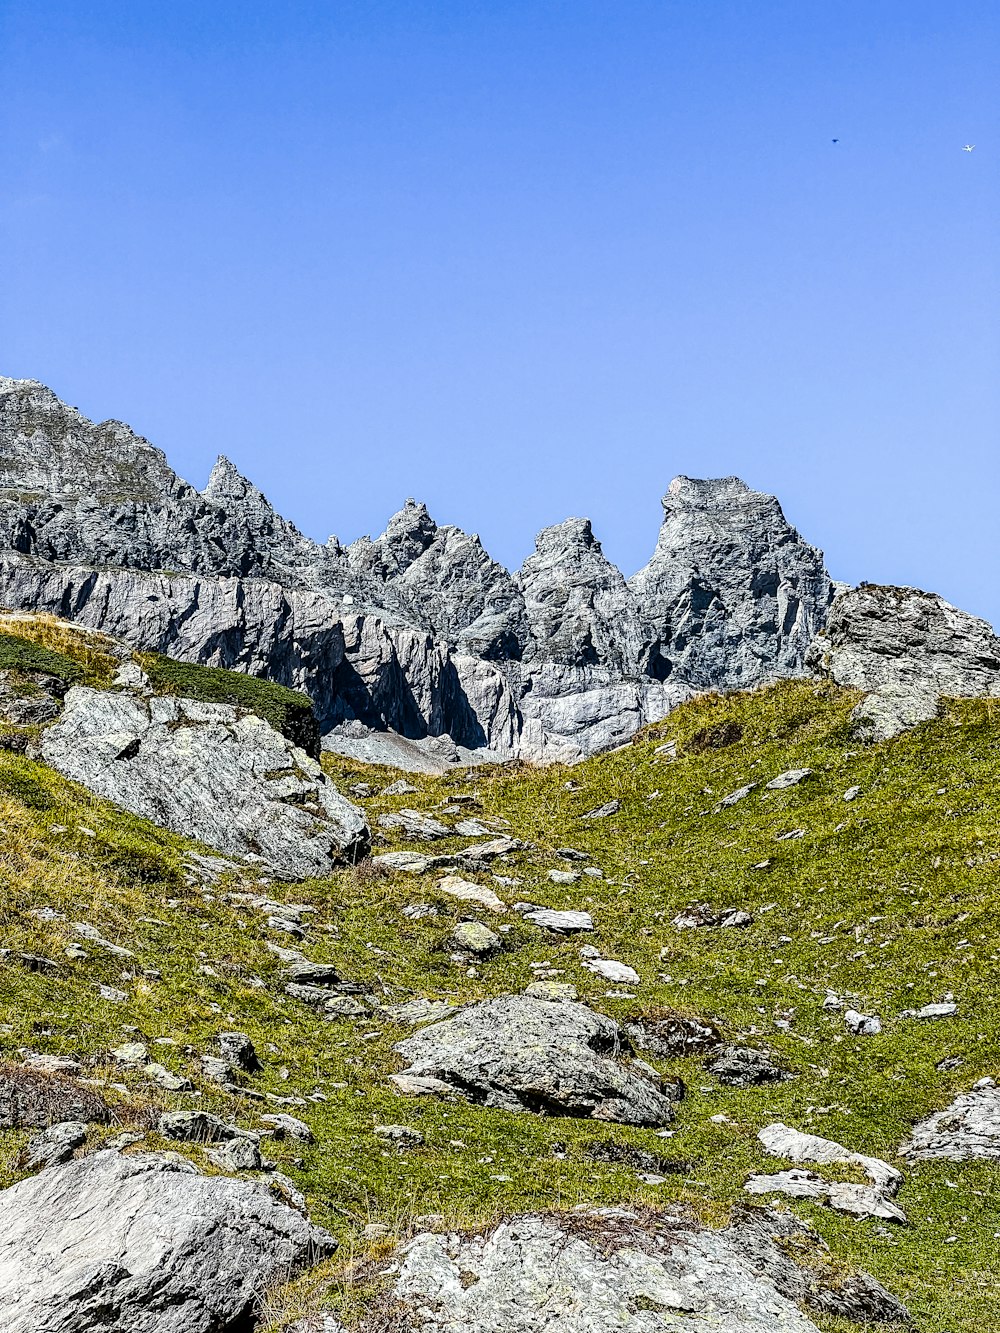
[807,583,1000,741]
[390,994,678,1125]
[40,686,369,878]
[900,1078,1000,1161]
[0,377,844,762]
[0,1148,334,1332]
[342,1206,906,1332]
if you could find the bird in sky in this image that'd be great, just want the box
[832,138,839,143]
[962,144,975,151]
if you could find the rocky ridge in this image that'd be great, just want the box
[0,376,838,762]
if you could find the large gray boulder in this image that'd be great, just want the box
[363,1207,906,1332]
[0,1149,334,1333]
[807,583,1000,740]
[391,995,677,1125]
[40,686,368,878]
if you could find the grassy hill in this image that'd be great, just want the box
[0,621,998,1330]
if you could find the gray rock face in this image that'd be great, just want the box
[391,995,676,1125]
[0,1149,334,1332]
[0,378,844,762]
[900,1078,1000,1161]
[40,686,368,879]
[630,476,835,689]
[807,583,1000,741]
[367,1206,906,1332]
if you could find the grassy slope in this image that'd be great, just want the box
[0,655,998,1328]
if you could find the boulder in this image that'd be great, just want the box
[356,1205,906,1332]
[900,1078,1000,1161]
[0,1149,334,1331]
[391,995,675,1125]
[40,687,368,879]
[807,583,1000,741]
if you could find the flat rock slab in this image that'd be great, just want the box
[391,995,673,1125]
[900,1078,1000,1160]
[378,809,452,840]
[0,1149,334,1333]
[522,907,594,933]
[41,687,368,879]
[374,1206,906,1332]
[745,1170,907,1223]
[758,1123,901,1194]
[436,875,506,913]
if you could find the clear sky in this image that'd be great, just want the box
[2,2,997,622]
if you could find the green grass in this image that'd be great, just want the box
[2,676,1000,1328]
[138,652,320,754]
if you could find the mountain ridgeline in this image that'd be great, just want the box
[0,376,839,763]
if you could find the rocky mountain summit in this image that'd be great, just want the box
[0,376,840,763]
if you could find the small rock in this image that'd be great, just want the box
[145,1063,195,1093]
[556,847,588,861]
[72,922,134,958]
[218,1032,262,1072]
[446,921,502,958]
[582,958,640,985]
[382,780,419,796]
[523,907,594,934]
[206,1136,264,1172]
[372,851,434,874]
[158,1110,235,1143]
[18,1120,87,1171]
[705,1046,791,1087]
[718,784,756,808]
[201,1055,233,1083]
[375,1124,424,1148]
[324,996,368,1019]
[454,818,493,837]
[261,1113,314,1143]
[581,800,619,819]
[844,1009,882,1036]
[901,1001,958,1021]
[547,869,580,885]
[110,1042,149,1067]
[524,980,579,1002]
[379,997,459,1025]
[844,786,861,801]
[23,1053,82,1076]
[775,829,806,841]
[378,810,451,841]
[97,985,128,1003]
[436,875,506,914]
[766,769,812,789]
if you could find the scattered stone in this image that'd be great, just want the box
[18,1121,87,1171]
[206,1136,264,1173]
[158,1110,236,1144]
[72,921,134,957]
[379,998,459,1025]
[844,1009,882,1036]
[283,959,344,987]
[843,786,861,801]
[392,995,676,1125]
[111,1042,149,1067]
[522,907,594,934]
[705,1047,791,1087]
[1,950,58,974]
[454,818,493,837]
[719,784,756,808]
[383,780,420,796]
[375,1124,425,1148]
[581,800,619,819]
[145,1063,195,1093]
[556,847,587,861]
[436,875,506,913]
[446,921,502,958]
[261,1113,314,1143]
[758,1123,902,1194]
[378,809,452,841]
[24,1052,81,1075]
[323,995,368,1019]
[525,980,578,1002]
[350,782,374,798]
[217,1031,262,1072]
[766,768,812,789]
[97,985,128,1002]
[900,1078,1000,1161]
[201,1055,232,1083]
[582,957,641,985]
[745,1170,907,1223]
[0,1149,334,1330]
[672,904,753,930]
[373,851,435,874]
[775,829,805,841]
[547,868,580,885]
[900,1001,958,1020]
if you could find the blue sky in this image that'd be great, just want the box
[2,2,997,621]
